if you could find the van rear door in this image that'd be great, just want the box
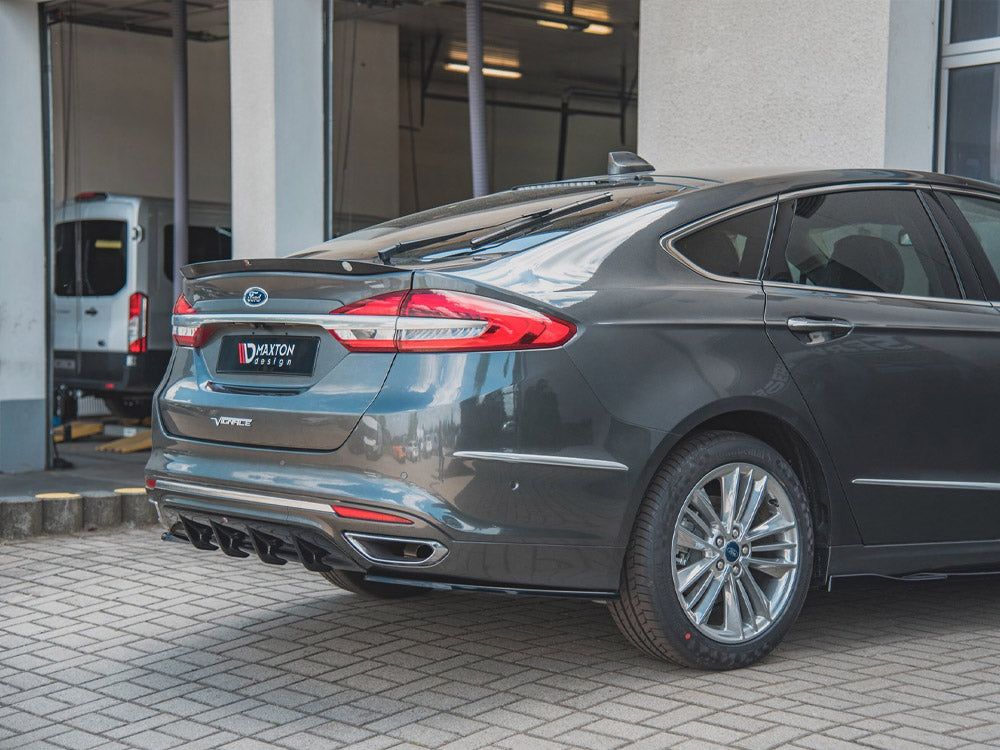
[53,198,136,365]
[53,210,82,374]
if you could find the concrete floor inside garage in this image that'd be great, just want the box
[2,529,1000,749]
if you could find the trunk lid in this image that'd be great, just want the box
[157,262,410,451]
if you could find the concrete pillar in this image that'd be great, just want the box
[637,0,938,172]
[229,0,324,258]
[0,0,48,472]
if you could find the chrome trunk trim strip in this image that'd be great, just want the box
[155,479,338,514]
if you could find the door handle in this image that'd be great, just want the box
[786,316,853,333]
[84,307,98,316]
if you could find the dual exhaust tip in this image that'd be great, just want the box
[344,532,448,567]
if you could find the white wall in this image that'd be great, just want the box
[638,0,938,172]
[50,23,230,204]
[230,0,323,257]
[0,0,48,471]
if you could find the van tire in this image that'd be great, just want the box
[101,395,152,420]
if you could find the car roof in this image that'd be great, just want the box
[642,167,1000,195]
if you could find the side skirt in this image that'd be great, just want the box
[829,540,1000,578]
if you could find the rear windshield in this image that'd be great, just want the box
[163,225,232,278]
[298,181,688,264]
[54,220,127,296]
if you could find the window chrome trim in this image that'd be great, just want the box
[761,280,993,308]
[762,181,995,306]
[451,450,628,472]
[853,478,1000,492]
[933,186,1000,203]
[156,479,338,514]
[776,181,934,201]
[659,196,778,285]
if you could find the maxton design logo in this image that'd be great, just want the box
[211,416,253,427]
[237,341,297,366]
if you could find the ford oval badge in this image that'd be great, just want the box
[243,287,268,307]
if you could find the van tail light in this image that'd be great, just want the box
[128,293,148,353]
[171,294,214,348]
[328,290,576,353]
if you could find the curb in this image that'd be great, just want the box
[1,487,158,540]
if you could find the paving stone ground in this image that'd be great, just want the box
[2,529,1000,750]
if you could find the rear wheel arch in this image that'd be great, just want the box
[629,406,835,584]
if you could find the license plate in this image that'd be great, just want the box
[217,336,319,375]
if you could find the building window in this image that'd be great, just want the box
[940,0,1000,183]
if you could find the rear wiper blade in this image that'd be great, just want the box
[377,230,473,265]
[469,192,613,249]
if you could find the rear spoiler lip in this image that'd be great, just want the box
[181,257,401,279]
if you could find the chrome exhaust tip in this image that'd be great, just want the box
[343,532,448,567]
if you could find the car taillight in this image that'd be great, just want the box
[128,293,148,353]
[328,290,576,353]
[171,294,214,348]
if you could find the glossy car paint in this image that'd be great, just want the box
[147,168,1000,594]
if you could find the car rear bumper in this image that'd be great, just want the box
[148,475,623,594]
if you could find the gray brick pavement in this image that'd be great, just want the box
[2,529,1000,748]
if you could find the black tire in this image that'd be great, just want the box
[100,395,152,420]
[320,569,429,598]
[609,430,813,669]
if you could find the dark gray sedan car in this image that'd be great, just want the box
[147,156,1000,669]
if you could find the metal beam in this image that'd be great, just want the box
[465,0,489,197]
[172,0,188,301]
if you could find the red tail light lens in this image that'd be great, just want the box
[128,293,148,353]
[173,294,196,315]
[171,294,214,348]
[327,292,406,352]
[329,290,576,353]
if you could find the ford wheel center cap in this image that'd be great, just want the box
[243,286,268,307]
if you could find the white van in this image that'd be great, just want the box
[53,193,230,417]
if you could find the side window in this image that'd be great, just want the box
[54,220,128,296]
[765,190,960,299]
[54,222,76,296]
[671,204,773,279]
[163,225,233,279]
[950,194,1000,287]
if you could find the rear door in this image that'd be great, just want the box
[762,186,1000,545]
[76,200,135,355]
[53,205,82,374]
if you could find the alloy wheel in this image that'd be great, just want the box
[670,462,801,643]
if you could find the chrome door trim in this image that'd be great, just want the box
[853,478,1000,491]
[156,479,338,514]
[762,280,994,308]
[452,450,629,472]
